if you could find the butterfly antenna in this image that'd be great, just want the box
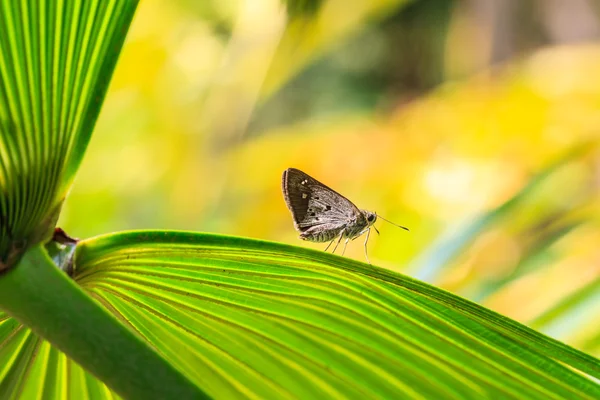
[378,215,409,231]
[373,225,380,235]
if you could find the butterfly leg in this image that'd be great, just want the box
[341,238,350,256]
[324,239,335,252]
[363,228,371,264]
[331,230,345,254]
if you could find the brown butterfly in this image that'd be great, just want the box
[282,168,408,263]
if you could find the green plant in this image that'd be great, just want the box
[0,1,598,399]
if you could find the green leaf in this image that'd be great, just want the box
[0,244,206,399]
[4,231,598,398]
[0,0,138,267]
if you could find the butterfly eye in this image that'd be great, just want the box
[367,214,375,222]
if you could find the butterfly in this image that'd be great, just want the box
[282,168,408,263]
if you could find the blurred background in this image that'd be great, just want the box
[59,0,600,356]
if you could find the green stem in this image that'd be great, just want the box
[0,245,208,400]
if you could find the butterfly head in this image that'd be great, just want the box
[364,211,377,227]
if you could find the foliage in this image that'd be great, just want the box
[0,0,137,267]
[1,232,599,398]
[0,0,599,398]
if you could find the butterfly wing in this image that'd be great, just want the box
[282,168,363,241]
